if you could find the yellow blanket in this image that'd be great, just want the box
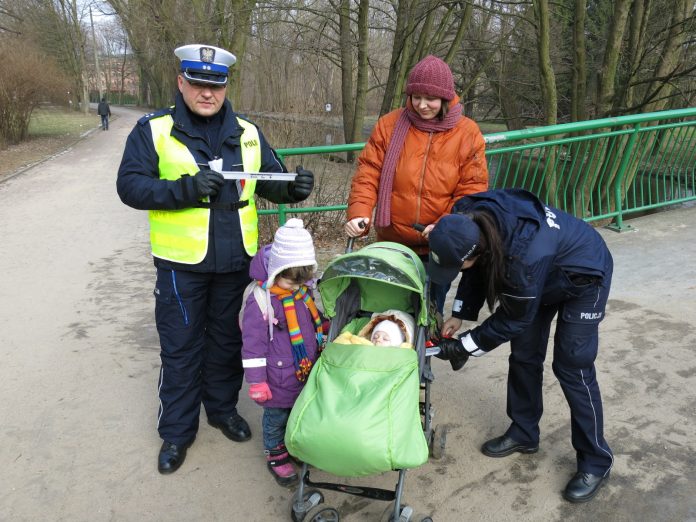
[333,331,412,349]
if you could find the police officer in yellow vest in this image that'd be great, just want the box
[117,44,314,474]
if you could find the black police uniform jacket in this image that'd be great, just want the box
[451,189,612,352]
[117,93,302,273]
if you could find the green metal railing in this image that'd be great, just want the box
[266,107,696,230]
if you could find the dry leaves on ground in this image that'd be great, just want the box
[0,135,80,181]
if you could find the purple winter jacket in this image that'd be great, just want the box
[241,244,320,408]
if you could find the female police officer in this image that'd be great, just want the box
[429,188,613,503]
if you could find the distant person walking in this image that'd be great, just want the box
[97,98,111,131]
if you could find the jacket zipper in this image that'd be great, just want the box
[415,133,433,227]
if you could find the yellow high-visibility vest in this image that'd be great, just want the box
[147,114,261,263]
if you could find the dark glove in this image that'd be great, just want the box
[290,166,314,200]
[435,337,470,371]
[193,169,225,198]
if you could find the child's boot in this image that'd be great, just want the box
[265,444,298,487]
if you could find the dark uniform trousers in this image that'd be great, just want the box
[154,267,250,445]
[504,262,614,476]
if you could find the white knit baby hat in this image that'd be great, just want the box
[265,218,317,285]
[372,320,405,345]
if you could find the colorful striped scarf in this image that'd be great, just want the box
[268,284,323,382]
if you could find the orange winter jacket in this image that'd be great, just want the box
[347,97,489,255]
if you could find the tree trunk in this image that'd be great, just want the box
[533,0,557,125]
[216,0,254,109]
[350,0,370,146]
[571,0,587,122]
[380,0,414,116]
[641,0,695,113]
[339,0,354,145]
[497,51,525,131]
[619,0,650,110]
[532,0,559,204]
[444,2,472,64]
[595,0,632,117]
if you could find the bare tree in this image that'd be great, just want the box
[571,0,587,122]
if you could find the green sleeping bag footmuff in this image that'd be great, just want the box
[285,342,428,477]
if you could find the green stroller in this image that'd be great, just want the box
[286,242,446,522]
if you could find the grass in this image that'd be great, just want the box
[28,105,98,138]
[0,105,101,179]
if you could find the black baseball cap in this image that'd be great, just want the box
[427,214,481,285]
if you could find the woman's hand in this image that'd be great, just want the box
[441,317,463,338]
[421,224,435,239]
[345,217,370,237]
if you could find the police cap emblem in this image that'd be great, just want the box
[200,47,215,63]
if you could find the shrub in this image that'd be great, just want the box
[0,36,70,147]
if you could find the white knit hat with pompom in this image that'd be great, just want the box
[265,218,317,285]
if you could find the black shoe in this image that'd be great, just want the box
[158,439,194,474]
[563,471,609,503]
[208,412,252,442]
[481,434,539,458]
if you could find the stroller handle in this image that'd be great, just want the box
[345,219,367,253]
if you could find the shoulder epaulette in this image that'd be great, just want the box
[137,106,175,126]
[235,113,259,129]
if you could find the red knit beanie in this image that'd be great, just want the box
[405,55,456,101]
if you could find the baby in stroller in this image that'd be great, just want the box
[333,309,415,349]
[286,241,442,521]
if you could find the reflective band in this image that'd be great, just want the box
[242,357,267,368]
[462,333,486,357]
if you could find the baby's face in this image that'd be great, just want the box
[371,331,392,346]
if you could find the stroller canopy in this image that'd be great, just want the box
[319,242,428,325]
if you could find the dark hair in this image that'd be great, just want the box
[467,210,506,311]
[437,100,449,121]
[278,265,315,284]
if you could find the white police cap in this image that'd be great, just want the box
[174,44,237,86]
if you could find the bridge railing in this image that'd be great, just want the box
[268,107,696,230]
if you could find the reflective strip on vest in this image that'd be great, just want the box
[147,115,262,263]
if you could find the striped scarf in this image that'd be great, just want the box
[267,284,323,382]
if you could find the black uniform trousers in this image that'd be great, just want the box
[504,265,614,476]
[154,267,250,445]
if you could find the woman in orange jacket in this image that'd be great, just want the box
[345,55,489,312]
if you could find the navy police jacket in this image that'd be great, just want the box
[451,189,612,352]
[117,94,300,273]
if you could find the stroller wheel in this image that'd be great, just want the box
[291,489,324,522]
[413,515,433,522]
[305,506,340,522]
[380,502,414,521]
[429,424,447,460]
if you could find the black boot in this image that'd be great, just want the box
[158,438,194,474]
[208,412,252,442]
[481,434,538,458]
[563,471,609,502]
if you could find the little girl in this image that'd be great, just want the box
[241,218,323,487]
